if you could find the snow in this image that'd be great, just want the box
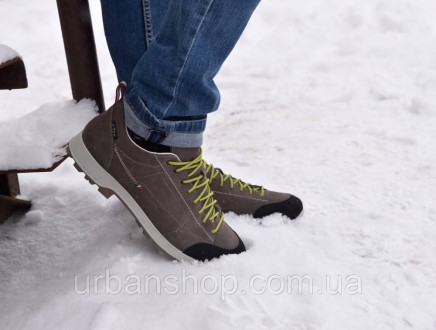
[0,44,19,65]
[0,100,97,171]
[1,0,436,329]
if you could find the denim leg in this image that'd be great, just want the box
[100,0,171,83]
[125,0,261,147]
[101,0,146,83]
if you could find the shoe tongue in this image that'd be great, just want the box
[170,147,201,161]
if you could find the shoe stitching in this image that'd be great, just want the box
[115,146,160,168]
[155,171,206,241]
[117,171,160,185]
[164,228,206,245]
[157,156,213,240]
[161,178,206,241]
[134,172,165,180]
[114,146,143,188]
[122,171,200,242]
[138,179,186,230]
[156,155,214,241]
[213,190,268,202]
[104,109,116,170]
[157,170,195,229]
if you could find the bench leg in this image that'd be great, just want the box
[0,174,31,224]
[56,0,105,113]
[1,0,104,223]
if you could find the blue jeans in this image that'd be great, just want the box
[101,0,260,147]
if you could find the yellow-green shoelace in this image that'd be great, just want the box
[167,151,224,234]
[204,162,265,197]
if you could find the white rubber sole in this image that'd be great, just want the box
[68,132,194,262]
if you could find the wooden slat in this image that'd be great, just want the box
[0,155,68,175]
[0,57,28,90]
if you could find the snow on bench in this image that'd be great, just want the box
[0,99,97,171]
[0,44,20,65]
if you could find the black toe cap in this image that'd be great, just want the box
[253,195,303,220]
[183,234,246,262]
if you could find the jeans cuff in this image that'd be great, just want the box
[123,97,204,148]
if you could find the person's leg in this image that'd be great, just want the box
[123,0,261,147]
[68,0,260,263]
[102,0,303,219]
[100,0,171,84]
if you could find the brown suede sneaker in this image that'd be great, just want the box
[204,164,303,220]
[67,99,245,262]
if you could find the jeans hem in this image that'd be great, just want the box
[123,95,205,148]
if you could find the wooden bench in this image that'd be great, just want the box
[0,0,106,223]
[0,55,27,90]
[0,52,31,221]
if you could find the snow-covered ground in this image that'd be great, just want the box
[1,0,436,329]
